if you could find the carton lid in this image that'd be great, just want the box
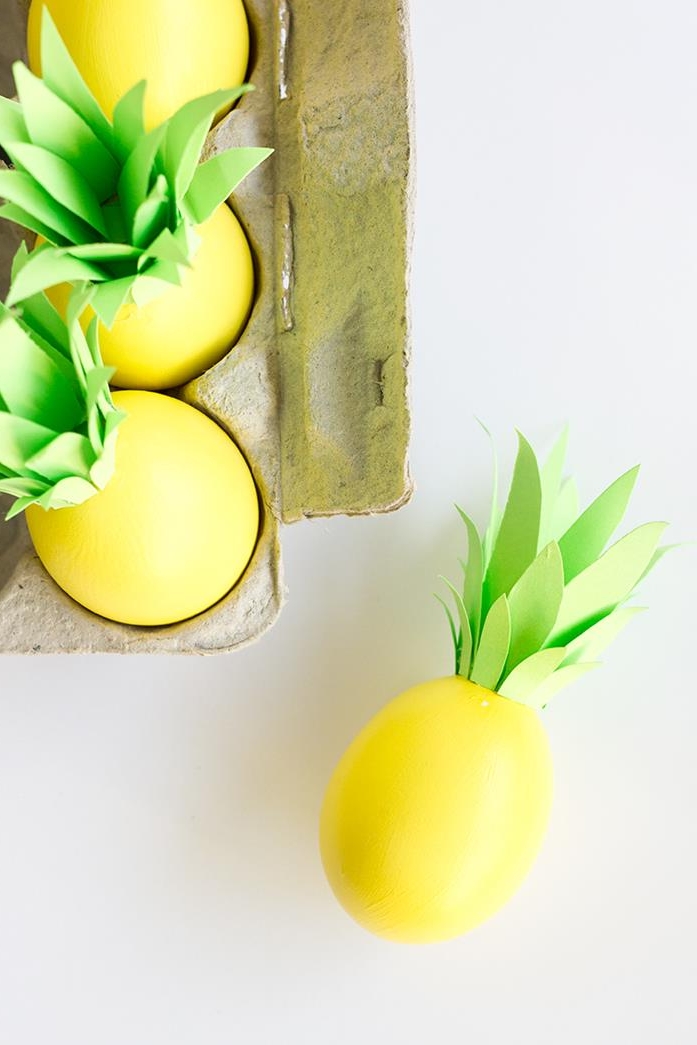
[191,0,414,524]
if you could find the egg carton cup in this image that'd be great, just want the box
[0,0,413,654]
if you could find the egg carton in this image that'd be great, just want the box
[0,0,413,654]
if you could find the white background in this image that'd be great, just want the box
[2,1,696,1042]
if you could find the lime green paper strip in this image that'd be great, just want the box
[0,263,125,519]
[483,432,541,611]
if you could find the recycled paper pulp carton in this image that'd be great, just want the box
[0,0,413,653]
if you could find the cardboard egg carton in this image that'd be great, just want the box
[0,0,413,654]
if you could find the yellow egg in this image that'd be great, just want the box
[26,391,259,626]
[45,205,255,390]
[28,0,250,129]
[320,676,553,943]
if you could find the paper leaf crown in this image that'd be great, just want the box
[0,10,272,327]
[439,428,670,709]
[0,244,125,520]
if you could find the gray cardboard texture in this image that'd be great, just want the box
[0,0,413,654]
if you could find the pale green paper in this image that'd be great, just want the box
[498,647,567,703]
[13,62,118,198]
[0,10,272,322]
[435,594,459,675]
[539,425,569,549]
[0,201,69,247]
[112,81,147,156]
[441,577,472,677]
[456,505,484,647]
[551,477,579,540]
[39,10,115,152]
[550,522,667,646]
[0,169,93,244]
[506,541,565,672]
[184,148,273,224]
[0,97,27,145]
[558,465,640,582]
[7,246,107,305]
[483,432,541,612]
[0,251,125,519]
[522,663,599,710]
[159,87,251,200]
[440,428,670,709]
[562,607,645,665]
[5,142,107,234]
[470,594,511,691]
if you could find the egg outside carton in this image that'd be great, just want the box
[0,0,413,653]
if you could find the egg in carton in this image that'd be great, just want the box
[0,0,413,653]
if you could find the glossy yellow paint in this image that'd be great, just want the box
[26,391,259,626]
[320,676,553,943]
[45,205,255,391]
[28,0,249,128]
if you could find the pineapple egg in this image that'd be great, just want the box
[28,0,250,129]
[44,204,255,391]
[26,391,260,626]
[320,676,553,943]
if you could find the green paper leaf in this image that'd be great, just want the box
[159,86,252,202]
[90,277,135,329]
[456,505,484,647]
[132,174,171,248]
[13,61,118,200]
[36,474,101,509]
[62,242,142,263]
[112,81,147,158]
[6,246,107,306]
[0,97,29,147]
[539,426,568,548]
[0,269,124,517]
[523,662,599,710]
[499,647,567,704]
[0,310,82,429]
[38,9,115,154]
[470,594,511,691]
[141,224,192,266]
[0,202,70,247]
[441,577,473,677]
[14,291,71,360]
[435,594,459,675]
[103,406,124,442]
[550,522,668,645]
[183,147,272,224]
[25,431,94,482]
[506,540,565,673]
[551,477,579,540]
[4,142,108,235]
[0,168,95,245]
[89,422,120,488]
[130,265,181,308]
[558,465,640,582]
[0,475,47,499]
[483,431,542,610]
[102,200,128,244]
[0,412,55,473]
[118,123,168,232]
[563,606,646,665]
[637,543,679,586]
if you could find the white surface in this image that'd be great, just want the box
[1,0,696,1041]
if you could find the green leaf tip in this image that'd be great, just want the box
[0,8,273,323]
[440,427,672,710]
[0,252,125,519]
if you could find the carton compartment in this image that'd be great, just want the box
[0,0,413,654]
